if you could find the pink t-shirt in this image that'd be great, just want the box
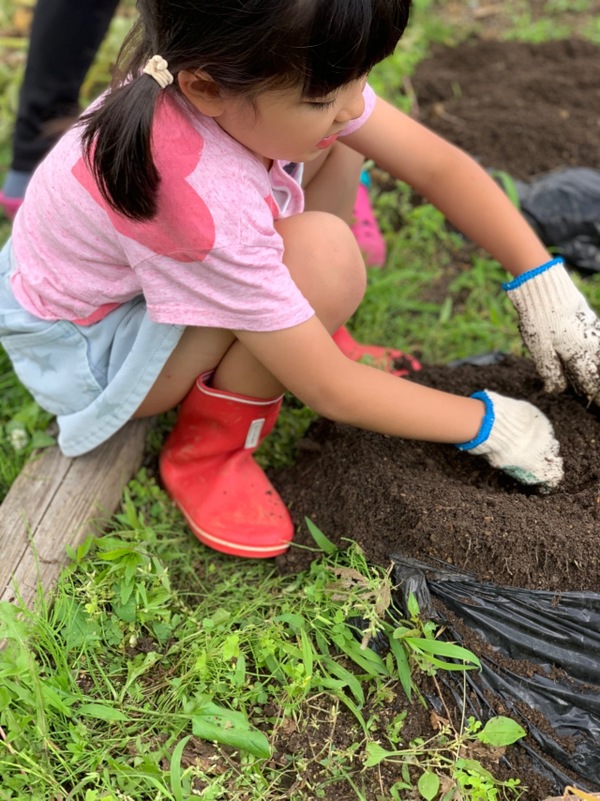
[10,85,376,332]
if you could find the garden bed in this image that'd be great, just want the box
[269,37,600,798]
[272,357,600,796]
[274,356,600,592]
[410,37,600,179]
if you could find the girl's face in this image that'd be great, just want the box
[213,77,367,164]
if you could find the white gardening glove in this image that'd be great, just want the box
[455,390,563,490]
[504,257,600,405]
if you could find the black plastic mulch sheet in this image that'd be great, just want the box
[510,167,600,275]
[391,555,600,793]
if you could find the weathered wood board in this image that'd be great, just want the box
[543,796,600,801]
[0,418,153,610]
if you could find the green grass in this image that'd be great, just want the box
[0,483,525,800]
[1,0,599,797]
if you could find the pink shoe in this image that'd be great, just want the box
[333,326,421,378]
[0,191,23,221]
[351,182,386,268]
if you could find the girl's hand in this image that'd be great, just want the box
[504,258,600,405]
[456,390,563,491]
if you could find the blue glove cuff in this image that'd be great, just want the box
[502,257,564,292]
[455,390,495,451]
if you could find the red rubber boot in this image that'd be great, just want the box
[159,372,294,558]
[332,326,422,378]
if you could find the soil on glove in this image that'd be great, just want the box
[267,39,600,800]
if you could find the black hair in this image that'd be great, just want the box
[81,0,412,220]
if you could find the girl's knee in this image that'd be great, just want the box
[276,212,366,325]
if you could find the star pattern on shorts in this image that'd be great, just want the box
[36,353,58,374]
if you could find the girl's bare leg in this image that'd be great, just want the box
[133,326,236,417]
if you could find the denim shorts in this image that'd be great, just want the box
[0,239,184,456]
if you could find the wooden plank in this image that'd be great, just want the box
[0,418,153,610]
[543,796,600,801]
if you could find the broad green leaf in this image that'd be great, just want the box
[0,601,30,641]
[364,741,393,767]
[332,689,369,736]
[96,547,134,561]
[123,651,160,695]
[454,758,495,781]
[170,735,191,801]
[29,430,56,449]
[391,781,413,800]
[418,770,440,801]
[322,656,365,705]
[191,716,270,758]
[329,631,388,676]
[222,633,240,661]
[112,593,136,623]
[477,716,526,746]
[406,592,420,618]
[404,637,481,668]
[388,635,413,700]
[300,629,314,678]
[40,683,73,715]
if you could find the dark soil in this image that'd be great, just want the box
[274,356,600,593]
[268,38,600,800]
[410,38,600,180]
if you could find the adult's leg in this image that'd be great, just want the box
[10,0,120,177]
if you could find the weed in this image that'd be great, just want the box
[0,500,523,799]
[0,352,54,500]
[366,715,526,800]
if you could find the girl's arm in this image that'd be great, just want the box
[239,316,484,443]
[343,95,550,277]
[345,94,600,407]
[234,316,562,489]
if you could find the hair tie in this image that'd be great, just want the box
[143,55,174,89]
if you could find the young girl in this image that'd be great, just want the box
[1,0,599,559]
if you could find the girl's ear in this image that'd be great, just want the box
[178,70,225,117]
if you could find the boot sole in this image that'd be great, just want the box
[178,503,292,559]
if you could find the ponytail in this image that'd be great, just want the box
[78,0,413,220]
[80,75,163,221]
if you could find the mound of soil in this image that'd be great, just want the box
[269,39,600,798]
[273,356,600,592]
[410,38,600,179]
